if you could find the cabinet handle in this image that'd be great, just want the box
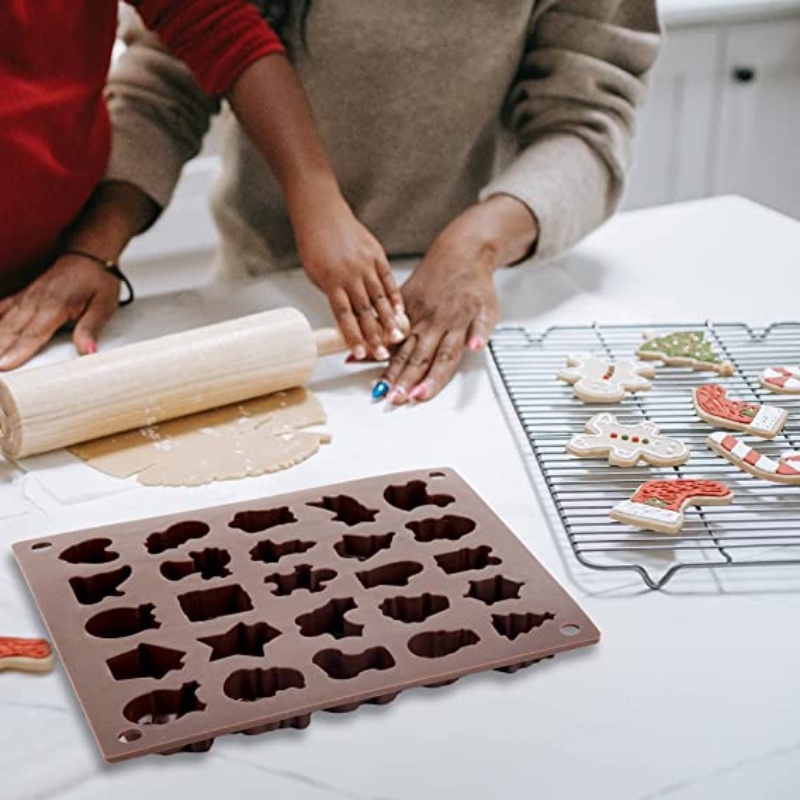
[733,66,757,84]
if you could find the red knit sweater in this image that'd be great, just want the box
[1,1,283,295]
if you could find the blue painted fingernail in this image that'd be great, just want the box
[372,380,390,401]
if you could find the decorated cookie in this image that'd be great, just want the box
[706,432,800,485]
[693,384,787,439]
[637,331,734,376]
[557,353,655,403]
[567,413,691,467]
[0,637,55,674]
[610,479,734,535]
[760,366,800,395]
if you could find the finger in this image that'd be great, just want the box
[349,284,389,361]
[0,295,15,319]
[72,286,119,355]
[385,330,441,405]
[466,306,498,352]
[0,299,72,370]
[329,289,367,360]
[374,256,405,318]
[409,329,466,402]
[364,272,405,345]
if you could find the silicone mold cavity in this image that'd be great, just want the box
[379,593,449,623]
[198,621,281,661]
[492,612,555,641]
[307,495,378,526]
[223,667,305,702]
[333,532,395,561]
[383,480,455,511]
[296,598,363,639]
[123,681,206,725]
[264,565,336,596]
[178,584,253,623]
[407,629,480,659]
[466,575,523,606]
[70,565,132,605]
[406,515,476,543]
[107,643,186,681]
[228,507,297,534]
[313,646,396,680]
[434,546,500,575]
[85,603,160,639]
[249,538,315,565]
[356,561,423,589]
[60,538,118,565]
[145,522,209,555]
[160,548,231,582]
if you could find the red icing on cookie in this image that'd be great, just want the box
[0,637,52,660]
[695,385,759,424]
[631,480,732,513]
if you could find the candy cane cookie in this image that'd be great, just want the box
[0,637,55,674]
[637,331,735,376]
[693,384,787,439]
[706,432,800,485]
[760,367,800,395]
[557,353,655,403]
[610,479,734,535]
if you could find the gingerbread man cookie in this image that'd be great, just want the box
[610,479,734,535]
[693,384,787,439]
[0,637,55,674]
[567,413,691,467]
[760,366,800,395]
[557,353,655,403]
[706,432,800,485]
[637,331,734,376]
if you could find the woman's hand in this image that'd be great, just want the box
[0,255,120,370]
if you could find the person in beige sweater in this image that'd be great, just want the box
[78,1,661,403]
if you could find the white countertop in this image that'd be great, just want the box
[3,196,800,799]
[661,0,800,25]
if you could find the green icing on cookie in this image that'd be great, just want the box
[645,498,671,508]
[640,332,722,364]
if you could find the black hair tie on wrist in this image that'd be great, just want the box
[62,249,135,306]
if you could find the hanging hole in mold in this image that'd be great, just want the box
[178,584,253,623]
[264,564,336,596]
[145,521,209,555]
[107,643,186,681]
[69,564,132,605]
[118,729,143,743]
[249,538,315,565]
[333,531,394,561]
[435,546,501,575]
[383,480,455,512]
[229,506,297,534]
[160,548,232,582]
[85,603,160,639]
[406,515,476,543]
[429,472,447,479]
[123,681,206,726]
[492,611,555,641]
[313,646,395,680]
[198,621,282,661]
[60,538,118,565]
[379,593,449,623]
[223,667,305,702]
[560,624,581,637]
[31,542,52,551]
[296,598,363,639]
[465,575,523,606]
[356,560,423,589]
[307,495,378,526]
[408,629,480,659]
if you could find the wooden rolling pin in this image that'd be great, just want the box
[0,308,347,460]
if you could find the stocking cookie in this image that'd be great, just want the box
[693,384,787,439]
[557,353,655,403]
[0,637,55,674]
[706,432,800,485]
[567,413,690,467]
[637,331,734,376]
[760,367,800,395]
[610,479,734,534]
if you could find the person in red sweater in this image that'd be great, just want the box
[0,1,405,369]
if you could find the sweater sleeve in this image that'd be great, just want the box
[479,0,662,262]
[129,0,284,96]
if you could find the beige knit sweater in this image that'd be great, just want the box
[107,1,661,275]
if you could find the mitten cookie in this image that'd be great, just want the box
[0,637,55,674]
[610,479,734,534]
[637,331,734,376]
[567,413,691,467]
[760,367,800,395]
[706,432,800,485]
[557,353,655,403]
[693,384,787,439]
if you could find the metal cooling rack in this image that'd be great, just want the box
[488,322,800,589]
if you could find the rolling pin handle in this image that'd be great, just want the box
[313,328,348,357]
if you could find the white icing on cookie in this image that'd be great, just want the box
[612,501,681,525]
[557,353,655,404]
[749,405,785,435]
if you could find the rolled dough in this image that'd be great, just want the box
[69,388,329,487]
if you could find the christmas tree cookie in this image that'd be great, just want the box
[693,384,787,439]
[637,331,734,376]
[610,479,734,534]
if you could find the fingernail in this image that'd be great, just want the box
[372,380,390,401]
[375,346,390,361]
[390,327,405,344]
[395,311,410,330]
[409,383,429,401]
[388,386,407,404]
[354,345,367,361]
[85,341,98,355]
[468,337,485,351]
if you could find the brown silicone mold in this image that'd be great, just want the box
[13,468,599,763]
